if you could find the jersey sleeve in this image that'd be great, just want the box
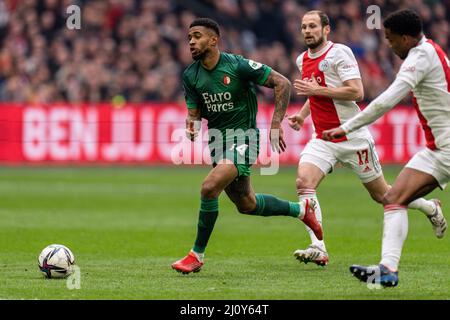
[334,45,361,82]
[236,56,272,85]
[182,71,200,109]
[340,77,412,134]
[396,48,430,88]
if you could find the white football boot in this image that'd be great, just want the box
[294,244,329,266]
[429,199,447,239]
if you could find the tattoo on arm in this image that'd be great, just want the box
[263,70,292,126]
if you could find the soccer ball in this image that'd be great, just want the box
[38,244,75,279]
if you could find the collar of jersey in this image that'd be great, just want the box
[200,51,223,72]
[308,41,334,59]
[417,36,427,46]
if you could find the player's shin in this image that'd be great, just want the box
[248,193,300,217]
[380,205,408,271]
[298,189,326,251]
[192,197,219,260]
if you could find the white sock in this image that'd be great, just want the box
[298,188,327,252]
[191,250,204,262]
[407,198,436,217]
[380,205,408,271]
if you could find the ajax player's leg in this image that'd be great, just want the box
[294,149,332,266]
[342,138,442,237]
[349,264,399,288]
[350,167,443,287]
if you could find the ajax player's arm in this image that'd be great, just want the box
[322,78,412,140]
[289,58,311,131]
[288,99,310,131]
[294,46,364,101]
[262,69,292,152]
[294,75,364,101]
[322,48,430,140]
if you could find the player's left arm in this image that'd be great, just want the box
[295,45,363,101]
[237,57,290,152]
[262,69,292,128]
[262,69,292,152]
[294,76,364,101]
[322,78,412,140]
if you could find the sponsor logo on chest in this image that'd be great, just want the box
[302,59,329,84]
[202,92,234,112]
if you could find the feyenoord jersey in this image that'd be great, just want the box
[296,41,371,142]
[182,52,271,137]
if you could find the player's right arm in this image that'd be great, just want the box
[182,71,202,141]
[289,54,311,131]
[288,99,310,131]
[186,108,200,141]
[323,47,430,140]
[322,78,411,140]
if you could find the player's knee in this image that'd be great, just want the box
[296,176,315,190]
[201,181,220,199]
[382,192,400,206]
[236,200,256,214]
[233,195,256,214]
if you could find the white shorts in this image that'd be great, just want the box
[405,148,450,189]
[300,137,383,183]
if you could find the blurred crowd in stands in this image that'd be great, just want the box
[0,0,449,105]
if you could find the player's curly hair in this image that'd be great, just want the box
[189,18,220,36]
[383,9,422,37]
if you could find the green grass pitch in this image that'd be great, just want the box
[0,166,449,300]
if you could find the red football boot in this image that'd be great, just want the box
[171,251,204,274]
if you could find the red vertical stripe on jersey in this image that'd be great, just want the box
[411,39,450,151]
[302,45,347,142]
[427,39,450,91]
[412,94,436,150]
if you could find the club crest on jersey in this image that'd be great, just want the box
[223,75,231,85]
[318,59,330,71]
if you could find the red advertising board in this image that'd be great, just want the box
[0,103,426,165]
